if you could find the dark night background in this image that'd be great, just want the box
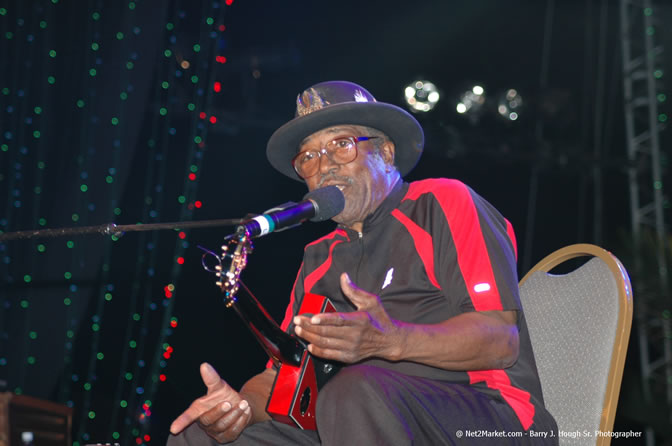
[0,0,670,444]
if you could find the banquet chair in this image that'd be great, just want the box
[518,244,633,445]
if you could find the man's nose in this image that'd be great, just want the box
[318,150,338,174]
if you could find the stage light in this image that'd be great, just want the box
[404,80,440,113]
[456,85,486,115]
[497,88,523,121]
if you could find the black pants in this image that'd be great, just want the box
[166,364,558,445]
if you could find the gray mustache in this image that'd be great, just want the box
[317,174,353,188]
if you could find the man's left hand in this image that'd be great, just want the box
[293,273,401,363]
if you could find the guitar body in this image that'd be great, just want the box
[266,293,340,430]
[214,235,339,431]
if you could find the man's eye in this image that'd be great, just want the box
[299,151,317,163]
[333,138,352,149]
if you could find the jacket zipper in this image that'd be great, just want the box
[355,231,364,284]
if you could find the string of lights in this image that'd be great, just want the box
[74,2,138,441]
[0,1,237,444]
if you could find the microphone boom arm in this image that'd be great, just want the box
[0,218,244,242]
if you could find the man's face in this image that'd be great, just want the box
[298,125,395,229]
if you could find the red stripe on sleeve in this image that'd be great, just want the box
[267,263,304,369]
[279,264,304,332]
[403,179,503,311]
[305,228,349,248]
[468,370,535,430]
[505,219,518,261]
[304,238,344,293]
[390,209,441,289]
[266,229,348,369]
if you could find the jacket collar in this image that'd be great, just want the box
[339,180,408,237]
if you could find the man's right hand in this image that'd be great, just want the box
[170,362,252,443]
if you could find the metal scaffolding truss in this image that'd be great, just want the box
[620,0,671,430]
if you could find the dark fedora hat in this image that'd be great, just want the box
[266,80,425,181]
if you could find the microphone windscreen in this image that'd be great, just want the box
[305,185,345,222]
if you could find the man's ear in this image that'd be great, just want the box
[379,140,396,167]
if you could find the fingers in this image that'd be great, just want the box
[290,273,390,364]
[200,401,235,427]
[306,344,353,362]
[170,394,250,437]
[340,273,377,310]
[293,313,365,339]
[295,312,348,327]
[198,400,252,443]
[303,330,353,352]
[169,363,238,435]
[339,272,358,302]
[169,400,204,434]
[200,362,225,393]
[294,316,365,363]
[295,322,344,346]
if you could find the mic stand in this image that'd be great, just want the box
[0,218,244,242]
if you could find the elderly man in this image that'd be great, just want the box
[168,81,558,445]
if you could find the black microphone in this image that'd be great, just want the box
[237,186,345,238]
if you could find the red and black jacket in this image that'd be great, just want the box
[272,178,548,430]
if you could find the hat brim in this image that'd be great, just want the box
[266,102,424,181]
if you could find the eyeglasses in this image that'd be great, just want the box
[291,136,379,179]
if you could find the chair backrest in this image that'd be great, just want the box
[519,244,633,446]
